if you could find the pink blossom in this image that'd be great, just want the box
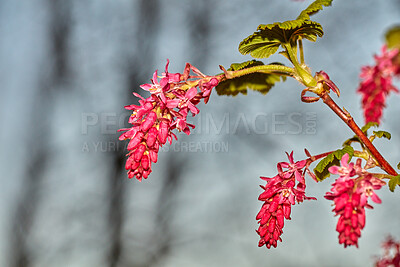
[257,152,315,249]
[357,174,385,206]
[278,151,307,183]
[325,181,364,247]
[328,153,355,180]
[375,236,400,267]
[325,153,386,247]
[140,59,181,98]
[358,45,400,124]
[119,60,219,181]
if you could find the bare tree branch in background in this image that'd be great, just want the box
[107,151,126,267]
[186,0,212,69]
[48,0,71,83]
[8,1,71,266]
[9,142,49,267]
[145,3,214,266]
[146,155,188,266]
[106,0,160,266]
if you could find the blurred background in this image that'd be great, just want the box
[1,0,400,266]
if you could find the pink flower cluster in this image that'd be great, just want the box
[119,60,219,181]
[325,154,386,248]
[358,45,400,124]
[375,236,400,267]
[256,152,316,248]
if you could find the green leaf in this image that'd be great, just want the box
[337,146,355,159]
[342,136,360,147]
[388,175,400,192]
[216,60,286,96]
[314,146,354,181]
[239,21,323,59]
[397,162,400,170]
[238,0,332,59]
[361,122,379,133]
[373,130,391,140]
[226,60,264,71]
[385,25,400,49]
[297,0,333,21]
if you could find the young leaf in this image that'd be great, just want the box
[388,175,400,192]
[239,21,323,59]
[238,0,332,59]
[373,130,391,140]
[342,136,361,147]
[314,146,354,181]
[297,0,333,21]
[385,25,400,49]
[361,122,379,133]
[313,153,336,181]
[344,123,388,147]
[216,61,286,96]
[336,146,355,159]
[227,60,264,71]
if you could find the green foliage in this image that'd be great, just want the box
[238,0,332,59]
[385,25,400,49]
[361,122,379,133]
[227,60,263,71]
[314,146,354,181]
[388,175,400,192]
[342,136,360,147]
[216,60,286,96]
[398,162,400,170]
[373,130,391,140]
[239,21,323,59]
[344,123,390,146]
[297,0,333,21]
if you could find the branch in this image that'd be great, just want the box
[319,92,398,176]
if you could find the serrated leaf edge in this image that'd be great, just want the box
[388,175,400,192]
[314,146,354,181]
[373,130,392,140]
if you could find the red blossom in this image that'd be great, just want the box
[375,236,400,267]
[257,152,315,249]
[119,60,219,181]
[357,45,400,124]
[325,154,386,248]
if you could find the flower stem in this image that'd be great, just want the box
[283,44,317,87]
[319,92,398,176]
[219,64,295,80]
[298,39,305,65]
[307,150,334,163]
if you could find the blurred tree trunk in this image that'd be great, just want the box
[9,1,71,266]
[146,156,187,266]
[146,2,213,266]
[49,0,71,83]
[106,0,160,266]
[187,0,212,69]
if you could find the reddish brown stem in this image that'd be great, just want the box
[307,150,334,163]
[320,93,398,176]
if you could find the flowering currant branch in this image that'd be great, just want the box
[318,92,398,176]
[118,0,400,254]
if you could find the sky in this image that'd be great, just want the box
[1,0,400,266]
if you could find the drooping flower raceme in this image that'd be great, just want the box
[119,60,219,181]
[257,152,316,249]
[325,154,386,248]
[358,45,400,124]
